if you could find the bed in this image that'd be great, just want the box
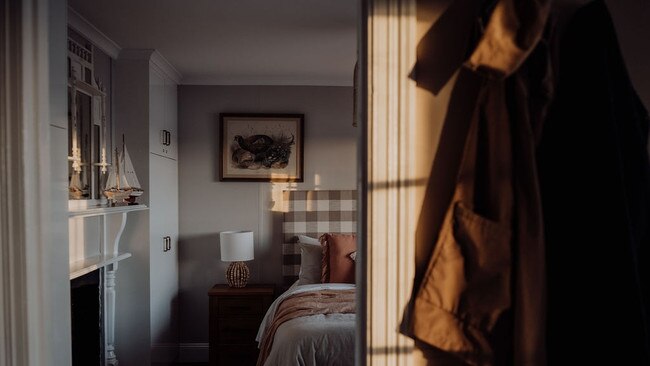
[255,190,357,366]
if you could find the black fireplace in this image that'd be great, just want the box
[70,269,104,366]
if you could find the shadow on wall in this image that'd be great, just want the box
[178,233,221,342]
[406,69,482,366]
[152,293,179,345]
[414,0,481,95]
[411,0,485,279]
[412,68,482,291]
[402,0,485,364]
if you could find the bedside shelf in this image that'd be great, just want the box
[70,252,132,279]
[68,204,148,218]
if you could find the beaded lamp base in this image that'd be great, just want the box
[226,261,250,288]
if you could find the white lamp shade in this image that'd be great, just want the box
[220,231,254,262]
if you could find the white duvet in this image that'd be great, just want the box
[256,283,356,366]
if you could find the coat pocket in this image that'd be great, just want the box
[413,201,511,362]
[450,202,511,329]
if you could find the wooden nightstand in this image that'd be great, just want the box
[208,284,275,366]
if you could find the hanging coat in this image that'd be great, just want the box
[411,76,515,366]
[407,0,552,365]
[538,1,650,364]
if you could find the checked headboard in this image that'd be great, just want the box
[282,190,358,285]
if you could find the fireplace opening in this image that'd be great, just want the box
[70,269,104,366]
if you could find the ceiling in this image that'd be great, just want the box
[69,0,357,85]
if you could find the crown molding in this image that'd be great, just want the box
[67,7,121,59]
[118,49,182,84]
[117,48,155,60]
[180,76,353,87]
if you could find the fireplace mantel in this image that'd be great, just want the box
[69,202,148,218]
[69,200,148,366]
[69,203,147,279]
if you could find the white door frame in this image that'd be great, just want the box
[1,0,68,365]
[360,0,418,365]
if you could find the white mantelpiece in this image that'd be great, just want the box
[69,252,131,279]
[68,202,148,219]
[69,201,148,366]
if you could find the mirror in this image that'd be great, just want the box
[67,36,110,201]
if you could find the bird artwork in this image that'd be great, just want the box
[233,135,274,154]
[232,133,295,170]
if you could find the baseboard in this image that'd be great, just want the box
[151,343,179,364]
[178,343,209,363]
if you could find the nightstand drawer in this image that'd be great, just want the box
[218,317,261,344]
[218,296,264,316]
[208,284,274,366]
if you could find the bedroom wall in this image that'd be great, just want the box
[177,85,357,354]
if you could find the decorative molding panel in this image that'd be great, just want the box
[67,7,121,59]
[364,0,417,365]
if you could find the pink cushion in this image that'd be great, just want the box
[320,233,356,284]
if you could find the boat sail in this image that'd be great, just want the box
[104,137,143,205]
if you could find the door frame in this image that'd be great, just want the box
[1,0,69,365]
[359,0,418,364]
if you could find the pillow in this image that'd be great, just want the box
[298,234,320,246]
[320,233,356,284]
[297,236,322,285]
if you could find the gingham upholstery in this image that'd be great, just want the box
[282,190,357,285]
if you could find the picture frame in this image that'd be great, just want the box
[220,113,304,182]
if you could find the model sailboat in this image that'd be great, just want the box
[104,136,143,205]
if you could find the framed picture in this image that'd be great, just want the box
[220,113,304,182]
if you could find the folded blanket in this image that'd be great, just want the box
[257,289,356,366]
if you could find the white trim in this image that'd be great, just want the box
[117,48,154,60]
[1,0,66,365]
[2,0,72,364]
[178,343,209,363]
[364,0,417,364]
[22,0,52,361]
[180,76,353,87]
[119,49,182,84]
[67,7,121,59]
[150,51,182,84]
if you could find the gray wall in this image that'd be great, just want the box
[177,85,358,344]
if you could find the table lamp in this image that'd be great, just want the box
[220,230,254,288]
